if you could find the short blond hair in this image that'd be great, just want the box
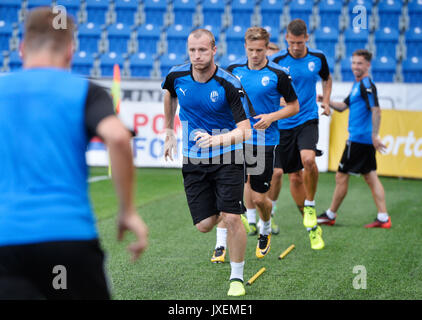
[244,27,270,46]
[189,28,216,48]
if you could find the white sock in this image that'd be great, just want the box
[230,261,245,282]
[304,199,315,207]
[259,218,272,235]
[246,208,257,225]
[271,200,277,215]
[326,209,336,219]
[215,228,227,249]
[377,212,389,222]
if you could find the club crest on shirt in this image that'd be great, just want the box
[308,61,315,72]
[210,90,219,102]
[261,76,270,86]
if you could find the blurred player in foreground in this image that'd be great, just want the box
[0,7,148,300]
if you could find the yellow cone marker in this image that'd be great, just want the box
[246,267,266,286]
[278,244,295,260]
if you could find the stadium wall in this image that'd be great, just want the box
[87,79,422,178]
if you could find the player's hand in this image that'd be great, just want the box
[164,128,177,161]
[321,102,331,116]
[253,114,274,130]
[372,135,386,153]
[194,131,219,148]
[117,210,148,262]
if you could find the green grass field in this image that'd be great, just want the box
[89,167,422,300]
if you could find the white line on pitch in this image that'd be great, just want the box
[88,175,110,183]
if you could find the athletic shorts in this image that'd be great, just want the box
[274,119,319,173]
[182,150,245,225]
[0,239,110,300]
[338,140,377,175]
[244,144,277,194]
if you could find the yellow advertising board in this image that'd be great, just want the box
[329,110,422,179]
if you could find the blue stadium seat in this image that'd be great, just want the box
[0,21,13,52]
[144,0,167,26]
[402,56,422,82]
[341,56,354,81]
[72,50,95,76]
[26,0,53,10]
[344,27,369,57]
[408,0,422,29]
[137,23,160,54]
[107,23,132,54]
[173,0,196,27]
[218,53,242,69]
[318,0,342,29]
[166,24,191,55]
[129,52,154,77]
[8,50,22,71]
[348,0,373,29]
[114,0,138,25]
[77,22,102,53]
[314,26,339,60]
[289,0,313,29]
[85,0,109,26]
[231,0,255,28]
[405,27,422,59]
[159,52,187,77]
[202,0,225,29]
[99,52,125,76]
[56,0,81,22]
[375,27,399,58]
[377,0,402,30]
[0,0,21,24]
[372,55,396,82]
[260,0,284,30]
[263,25,281,44]
[225,25,246,56]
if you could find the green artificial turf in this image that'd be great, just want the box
[88,167,422,300]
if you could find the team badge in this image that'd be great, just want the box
[261,76,270,86]
[210,90,219,102]
[308,61,315,72]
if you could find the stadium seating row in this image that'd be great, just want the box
[1,0,422,82]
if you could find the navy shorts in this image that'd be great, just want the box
[244,144,277,193]
[182,151,245,225]
[274,119,319,173]
[338,140,377,175]
[0,239,110,300]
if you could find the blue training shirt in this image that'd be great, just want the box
[0,68,114,246]
[270,47,330,129]
[162,63,255,159]
[227,58,297,146]
[344,76,380,145]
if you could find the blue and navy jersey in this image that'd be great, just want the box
[162,63,255,159]
[271,47,330,129]
[344,76,379,145]
[227,58,297,146]
[0,68,115,246]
